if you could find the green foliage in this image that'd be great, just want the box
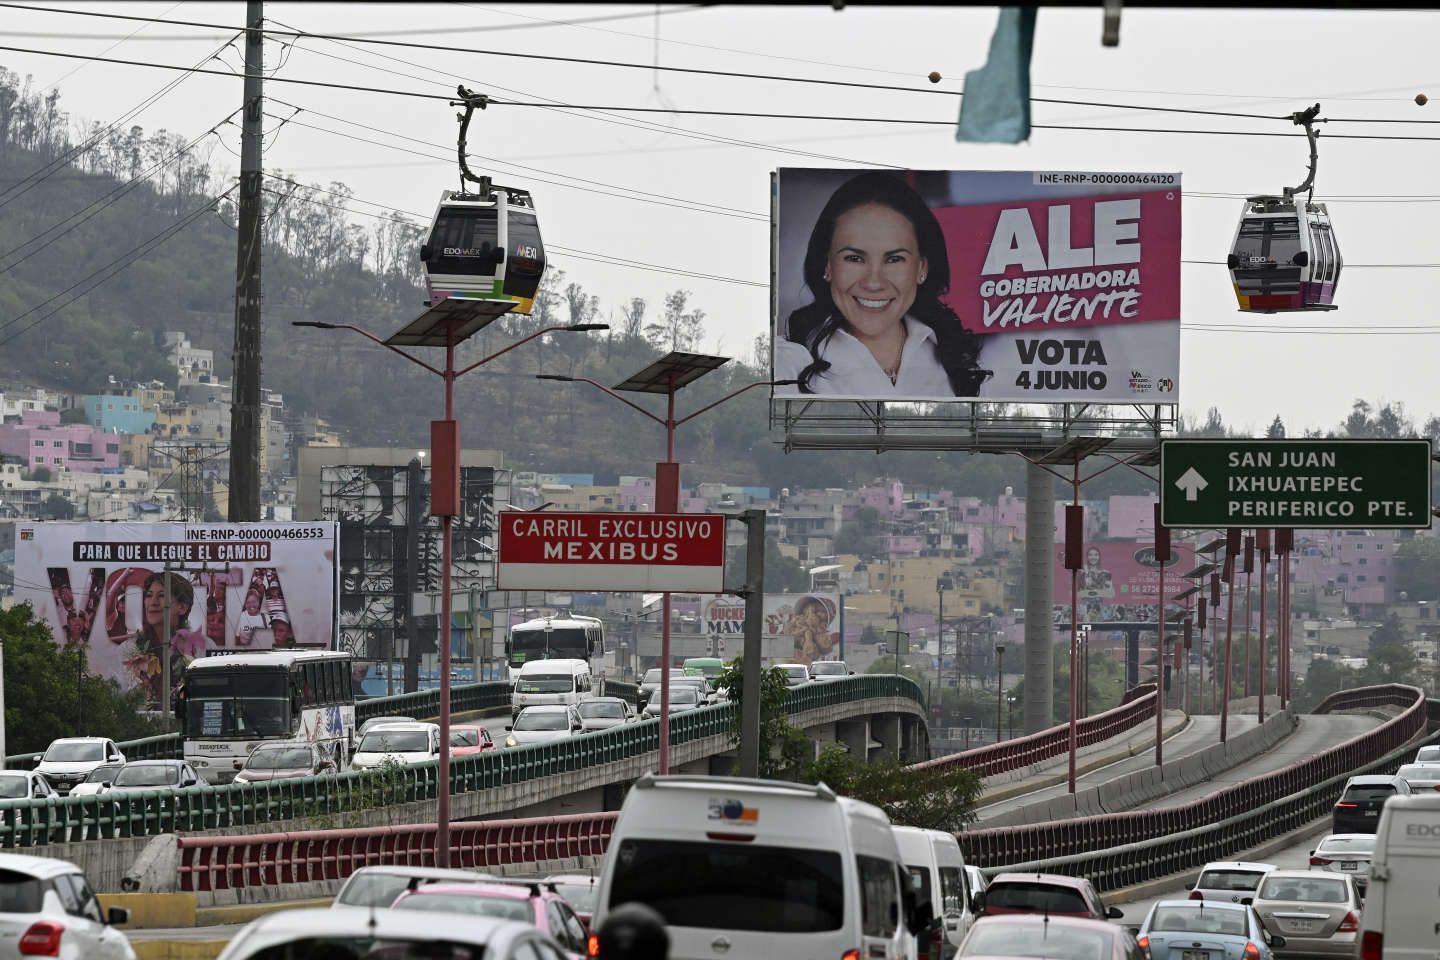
[833,506,883,559]
[1294,658,1344,711]
[0,604,165,756]
[1369,613,1408,652]
[1393,538,1440,602]
[38,493,75,520]
[715,657,808,779]
[802,743,981,833]
[28,466,51,483]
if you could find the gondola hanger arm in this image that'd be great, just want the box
[452,84,492,198]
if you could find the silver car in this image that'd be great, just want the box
[640,684,702,717]
[216,907,566,960]
[1308,833,1375,893]
[105,760,201,796]
[1394,762,1440,793]
[1250,869,1362,959]
[0,771,57,801]
[576,697,634,731]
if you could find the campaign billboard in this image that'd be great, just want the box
[702,593,840,666]
[773,169,1181,403]
[12,521,338,710]
[1050,540,1196,626]
[498,512,726,593]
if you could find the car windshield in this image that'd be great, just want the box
[248,747,313,769]
[1197,870,1268,892]
[963,923,1110,959]
[114,765,179,787]
[608,838,843,932]
[811,663,846,676]
[1343,784,1397,800]
[394,893,532,922]
[358,730,431,753]
[43,742,103,762]
[1319,836,1375,853]
[670,688,700,704]
[1397,765,1439,780]
[579,702,625,719]
[642,669,663,684]
[335,874,413,909]
[550,881,598,913]
[986,882,1089,913]
[0,776,31,799]
[517,675,574,694]
[83,764,123,783]
[451,730,481,748]
[514,712,568,731]
[362,717,413,733]
[783,667,807,680]
[1149,906,1247,935]
[240,937,482,959]
[1258,876,1349,903]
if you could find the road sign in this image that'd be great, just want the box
[497,511,727,592]
[1160,439,1432,529]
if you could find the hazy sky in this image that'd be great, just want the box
[4,3,1439,435]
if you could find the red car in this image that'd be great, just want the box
[391,880,589,958]
[449,724,497,758]
[979,872,1124,921]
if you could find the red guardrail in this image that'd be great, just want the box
[956,684,1427,868]
[910,683,1158,778]
[176,812,617,893]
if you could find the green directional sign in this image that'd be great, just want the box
[1160,439,1432,529]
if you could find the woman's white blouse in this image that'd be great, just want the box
[773,317,954,397]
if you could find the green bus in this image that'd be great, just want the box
[682,657,724,679]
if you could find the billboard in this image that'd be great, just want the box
[498,512,727,593]
[13,522,338,710]
[1050,540,1196,626]
[702,593,840,666]
[773,169,1181,403]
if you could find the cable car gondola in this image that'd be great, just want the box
[415,87,546,323]
[1226,104,1342,313]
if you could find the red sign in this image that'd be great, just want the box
[498,512,727,592]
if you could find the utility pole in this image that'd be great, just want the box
[737,510,765,779]
[227,0,264,522]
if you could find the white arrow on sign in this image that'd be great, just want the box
[1175,466,1209,501]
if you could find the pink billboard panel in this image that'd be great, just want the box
[773,169,1181,404]
[1050,540,1196,625]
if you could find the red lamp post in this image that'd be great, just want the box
[295,315,606,867]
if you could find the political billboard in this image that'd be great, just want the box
[773,169,1181,403]
[1050,540,1196,626]
[12,521,338,710]
[702,593,840,666]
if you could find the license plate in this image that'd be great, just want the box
[1365,810,1378,816]
[1288,920,1314,933]
[1183,951,1208,960]
[1342,861,1358,870]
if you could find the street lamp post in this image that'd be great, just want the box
[537,358,794,774]
[994,642,1005,744]
[1006,693,1016,738]
[294,315,606,869]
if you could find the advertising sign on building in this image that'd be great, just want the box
[13,521,338,710]
[773,168,1181,403]
[702,593,840,666]
[1050,540,1196,626]
[498,512,727,593]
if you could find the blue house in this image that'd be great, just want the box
[82,395,156,435]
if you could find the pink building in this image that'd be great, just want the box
[1292,529,1403,611]
[1107,495,1160,540]
[0,411,122,473]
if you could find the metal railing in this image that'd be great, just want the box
[0,674,923,849]
[911,684,1157,778]
[3,682,515,771]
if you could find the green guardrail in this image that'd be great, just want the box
[3,682,514,771]
[0,674,924,848]
[605,680,639,704]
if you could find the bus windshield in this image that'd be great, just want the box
[184,671,292,739]
[510,625,591,666]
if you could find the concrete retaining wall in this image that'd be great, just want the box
[979,706,1298,828]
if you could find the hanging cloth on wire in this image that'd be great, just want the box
[956,7,1039,144]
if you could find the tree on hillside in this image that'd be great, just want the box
[1369,613,1408,652]
[1266,415,1286,439]
[1344,399,1373,437]
[833,506,883,558]
[37,494,75,520]
[1295,657,1345,710]
[619,298,647,341]
[1394,537,1440,602]
[1362,643,1419,685]
[645,290,705,352]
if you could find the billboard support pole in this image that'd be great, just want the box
[1023,460,1055,736]
[1258,529,1270,725]
[738,509,765,778]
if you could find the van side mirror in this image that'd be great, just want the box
[909,899,934,936]
[970,894,984,914]
[1240,897,1254,906]
[1270,935,1286,949]
[106,906,130,926]
[1292,251,1309,267]
[1106,906,1124,919]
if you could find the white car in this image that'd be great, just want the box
[332,865,500,909]
[1189,860,1277,904]
[67,763,125,798]
[576,697,635,731]
[215,906,566,960]
[773,662,812,687]
[357,715,416,737]
[0,852,134,959]
[105,760,202,797]
[0,771,58,801]
[32,738,125,796]
[504,706,582,748]
[810,660,852,681]
[1413,744,1440,764]
[350,722,440,771]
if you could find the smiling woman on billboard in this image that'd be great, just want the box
[774,171,991,397]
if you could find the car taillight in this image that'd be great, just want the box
[1136,935,1150,954]
[18,920,62,956]
[1242,941,1261,960]
[1188,889,1203,900]
[586,932,599,958]
[1335,802,1358,808]
[926,925,943,960]
[842,951,861,960]
[1360,930,1383,960]
[1338,911,1360,933]
[1309,856,1330,866]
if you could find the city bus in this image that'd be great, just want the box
[179,650,356,784]
[506,614,604,680]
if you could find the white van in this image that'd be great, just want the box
[1356,790,1440,960]
[892,825,976,959]
[511,658,595,719]
[593,774,927,960]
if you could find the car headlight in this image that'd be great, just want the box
[504,736,518,748]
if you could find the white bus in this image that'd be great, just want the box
[506,615,604,680]
[179,650,356,784]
